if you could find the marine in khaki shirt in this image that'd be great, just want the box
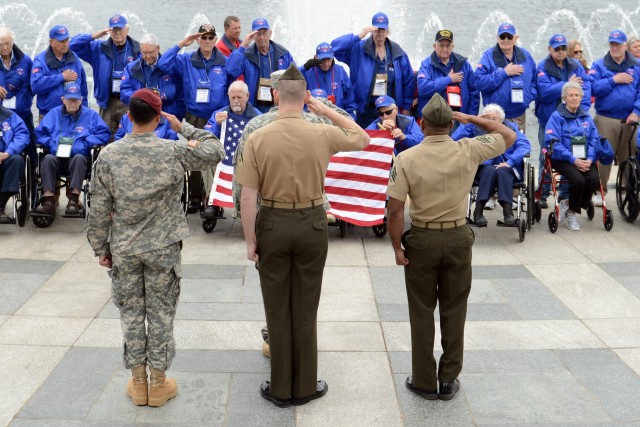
[387,93,515,402]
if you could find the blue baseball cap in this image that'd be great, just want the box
[49,25,70,41]
[311,88,328,98]
[372,12,389,29]
[608,29,627,44]
[63,83,82,99]
[498,23,516,36]
[315,42,334,60]
[252,18,270,31]
[109,14,128,28]
[549,33,567,49]
[375,95,395,109]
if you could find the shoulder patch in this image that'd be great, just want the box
[389,165,397,183]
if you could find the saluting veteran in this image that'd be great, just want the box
[387,94,515,401]
[236,64,369,408]
[87,88,224,408]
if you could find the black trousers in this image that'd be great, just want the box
[550,160,600,214]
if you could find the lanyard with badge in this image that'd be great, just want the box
[257,50,274,103]
[313,67,337,103]
[56,111,80,158]
[570,119,587,159]
[111,43,130,94]
[196,57,212,104]
[505,53,524,103]
[372,46,392,97]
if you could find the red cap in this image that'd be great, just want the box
[131,88,162,116]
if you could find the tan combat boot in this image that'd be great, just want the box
[127,365,148,406]
[148,367,177,407]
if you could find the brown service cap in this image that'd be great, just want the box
[422,93,453,126]
[279,63,306,81]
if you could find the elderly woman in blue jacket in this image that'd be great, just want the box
[545,81,601,231]
[452,103,530,226]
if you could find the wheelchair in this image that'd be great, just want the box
[467,156,536,242]
[615,123,640,223]
[29,147,99,228]
[537,139,613,233]
[0,153,32,227]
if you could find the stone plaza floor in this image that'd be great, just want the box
[1,199,640,426]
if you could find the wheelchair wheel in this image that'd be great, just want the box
[518,218,526,242]
[339,219,346,237]
[534,200,542,223]
[202,218,217,233]
[372,221,387,238]
[16,159,32,227]
[32,215,53,228]
[586,202,594,221]
[548,211,558,233]
[604,209,614,231]
[616,158,640,223]
[526,163,535,230]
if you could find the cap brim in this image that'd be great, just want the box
[64,94,82,99]
[253,25,269,31]
[110,24,126,29]
[53,36,70,41]
[317,54,333,60]
[436,37,453,42]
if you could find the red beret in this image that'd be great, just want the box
[131,88,162,116]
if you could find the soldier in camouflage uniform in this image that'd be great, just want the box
[87,88,224,407]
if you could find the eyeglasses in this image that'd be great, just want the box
[573,50,583,54]
[200,35,216,40]
[499,34,514,40]
[554,46,567,52]
[378,108,395,117]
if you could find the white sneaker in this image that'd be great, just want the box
[566,212,580,231]
[484,198,496,210]
[592,193,603,207]
[559,199,570,223]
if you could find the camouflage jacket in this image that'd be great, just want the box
[87,122,224,256]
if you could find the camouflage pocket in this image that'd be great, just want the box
[168,266,181,309]
[111,266,125,309]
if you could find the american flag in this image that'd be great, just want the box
[325,129,395,226]
[208,111,247,209]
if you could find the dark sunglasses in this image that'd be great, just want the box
[200,35,216,40]
[553,46,567,52]
[499,33,514,40]
[573,50,583,54]
[378,108,395,117]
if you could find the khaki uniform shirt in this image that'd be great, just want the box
[236,112,363,202]
[387,133,506,222]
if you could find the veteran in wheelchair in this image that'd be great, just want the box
[452,104,531,229]
[32,83,110,223]
[0,105,30,224]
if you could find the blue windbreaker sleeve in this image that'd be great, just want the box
[30,59,65,95]
[226,47,247,79]
[633,79,640,116]
[5,115,30,156]
[450,123,475,140]
[342,74,357,118]
[586,117,598,162]
[69,34,96,64]
[474,52,508,92]
[397,117,423,151]
[536,63,564,103]
[331,34,360,64]
[84,113,111,148]
[35,112,57,151]
[545,113,573,163]
[575,62,592,112]
[114,116,126,141]
[203,109,223,139]
[588,62,616,98]
[464,62,480,116]
[157,45,181,77]
[79,66,89,107]
[506,129,531,168]
[120,63,135,105]
[417,59,452,101]
[399,56,415,111]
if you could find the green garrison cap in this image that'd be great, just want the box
[422,93,453,126]
[279,63,306,81]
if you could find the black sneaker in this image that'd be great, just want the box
[438,378,460,401]
[259,381,291,408]
[405,376,438,400]
[291,380,328,406]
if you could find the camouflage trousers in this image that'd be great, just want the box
[111,242,182,370]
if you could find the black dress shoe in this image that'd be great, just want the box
[187,200,200,214]
[291,380,328,406]
[405,376,438,400]
[473,213,488,227]
[260,381,291,408]
[438,378,460,401]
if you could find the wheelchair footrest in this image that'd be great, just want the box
[29,211,54,219]
[61,211,85,218]
[496,219,518,228]
[0,218,16,225]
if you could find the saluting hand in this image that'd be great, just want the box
[306,95,327,116]
[359,26,378,39]
[452,111,472,124]
[161,112,183,132]
[241,31,258,48]
[178,33,202,49]
[92,28,111,39]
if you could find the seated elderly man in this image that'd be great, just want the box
[0,105,30,223]
[34,83,110,217]
[452,103,531,226]
[365,95,423,155]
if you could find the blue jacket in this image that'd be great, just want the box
[0,44,33,117]
[35,105,110,157]
[204,104,261,138]
[365,113,423,155]
[535,56,591,127]
[70,34,140,109]
[545,104,598,164]
[120,55,184,118]
[588,52,640,119]
[452,120,530,178]
[301,63,356,118]
[0,106,30,156]
[114,114,178,141]
[158,45,229,119]
[417,52,479,116]
[31,47,88,115]
[332,34,415,113]
[475,44,537,118]
[226,41,295,109]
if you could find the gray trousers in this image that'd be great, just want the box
[112,242,182,370]
[40,154,89,192]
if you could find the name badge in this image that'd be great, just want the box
[257,78,273,102]
[510,76,524,104]
[446,85,462,108]
[372,73,387,96]
[57,136,74,158]
[2,96,17,110]
[195,80,210,104]
[571,135,586,159]
[111,71,124,93]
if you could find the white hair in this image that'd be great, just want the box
[561,81,583,99]
[139,33,158,46]
[228,80,249,95]
[482,104,506,122]
[0,27,15,41]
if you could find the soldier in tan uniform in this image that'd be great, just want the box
[236,64,369,407]
[387,93,515,401]
[87,88,224,407]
